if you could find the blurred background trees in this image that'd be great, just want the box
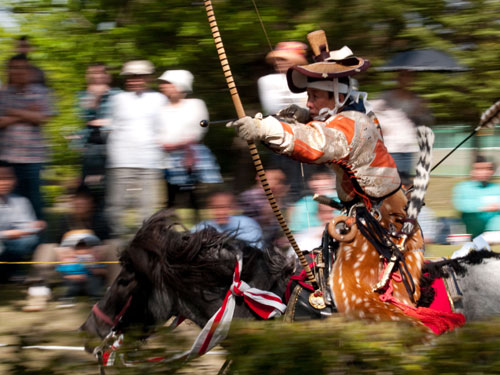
[1,0,499,185]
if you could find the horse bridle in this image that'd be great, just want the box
[91,295,133,372]
[92,295,133,330]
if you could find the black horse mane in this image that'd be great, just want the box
[119,209,293,297]
[417,250,500,307]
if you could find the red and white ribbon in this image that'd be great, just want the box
[184,252,286,359]
[101,334,123,366]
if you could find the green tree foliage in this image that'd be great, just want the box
[2,0,500,180]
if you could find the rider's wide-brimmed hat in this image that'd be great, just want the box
[286,32,370,93]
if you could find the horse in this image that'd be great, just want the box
[81,208,500,352]
[418,250,500,321]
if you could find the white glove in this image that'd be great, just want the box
[226,114,264,142]
[277,104,310,123]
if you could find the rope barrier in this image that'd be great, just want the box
[0,260,120,265]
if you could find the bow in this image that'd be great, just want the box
[202,0,316,285]
[431,99,500,172]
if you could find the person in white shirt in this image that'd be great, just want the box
[105,60,166,238]
[258,41,309,116]
[257,42,321,202]
[157,70,222,219]
[370,70,434,177]
[370,98,419,176]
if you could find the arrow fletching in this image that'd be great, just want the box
[479,98,500,129]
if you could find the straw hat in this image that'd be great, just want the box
[265,41,308,66]
[121,60,154,76]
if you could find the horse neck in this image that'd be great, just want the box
[176,250,292,327]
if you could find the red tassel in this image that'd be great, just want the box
[399,304,466,335]
[380,277,466,335]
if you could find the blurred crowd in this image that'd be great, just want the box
[0,36,499,312]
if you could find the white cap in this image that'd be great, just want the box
[60,230,101,248]
[158,69,194,93]
[121,60,154,76]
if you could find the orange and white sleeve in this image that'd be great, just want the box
[259,116,351,164]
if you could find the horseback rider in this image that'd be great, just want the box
[227,35,414,239]
[228,32,433,326]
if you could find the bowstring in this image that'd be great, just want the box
[250,0,274,51]
[250,0,311,231]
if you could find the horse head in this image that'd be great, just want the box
[81,209,295,351]
[80,210,182,348]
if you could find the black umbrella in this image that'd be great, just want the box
[376,49,468,72]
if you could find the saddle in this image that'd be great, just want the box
[441,265,464,312]
[420,260,465,314]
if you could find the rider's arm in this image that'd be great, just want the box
[259,115,350,164]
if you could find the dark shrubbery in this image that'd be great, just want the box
[225,316,500,374]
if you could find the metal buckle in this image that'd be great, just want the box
[93,329,118,358]
[347,202,381,222]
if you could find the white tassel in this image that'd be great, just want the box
[403,126,434,235]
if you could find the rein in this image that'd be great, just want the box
[355,205,417,303]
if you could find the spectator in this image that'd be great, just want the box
[15,35,47,86]
[288,169,339,233]
[75,62,120,209]
[258,42,308,116]
[157,69,222,219]
[370,70,433,177]
[192,189,264,250]
[55,230,107,307]
[0,164,45,282]
[452,155,500,241]
[0,54,55,219]
[258,41,319,202]
[105,60,166,238]
[22,185,119,312]
[292,199,336,252]
[238,168,290,248]
[58,184,111,241]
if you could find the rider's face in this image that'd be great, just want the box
[306,88,344,118]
